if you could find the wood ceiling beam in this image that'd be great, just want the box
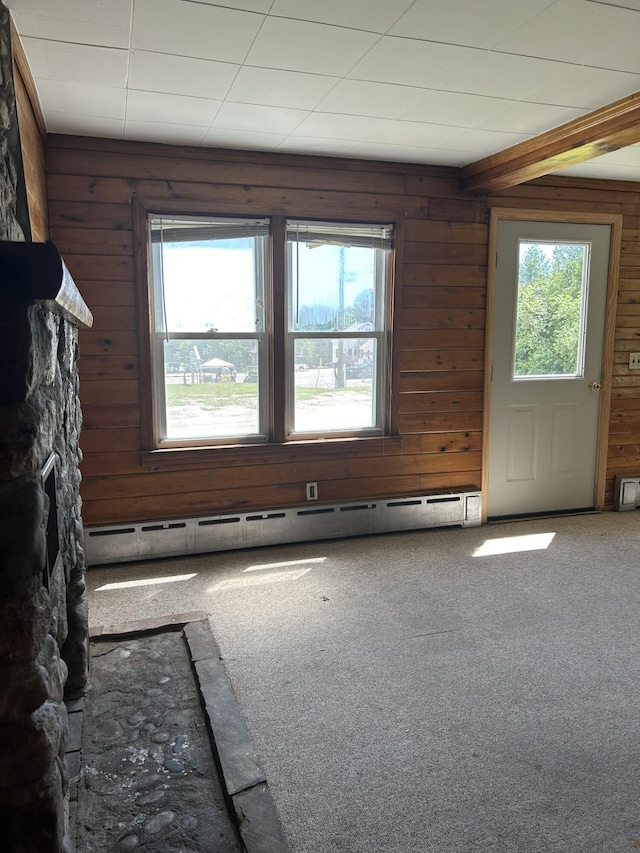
[460,90,640,194]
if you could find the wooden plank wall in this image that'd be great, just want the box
[46,135,487,526]
[490,177,640,508]
[11,22,48,242]
[45,135,640,525]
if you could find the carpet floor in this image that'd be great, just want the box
[87,511,640,852]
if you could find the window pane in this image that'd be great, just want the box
[287,240,386,333]
[162,339,260,440]
[292,338,378,434]
[151,218,266,333]
[513,241,589,379]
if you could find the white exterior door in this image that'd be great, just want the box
[487,219,611,518]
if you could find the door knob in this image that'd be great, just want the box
[588,380,602,391]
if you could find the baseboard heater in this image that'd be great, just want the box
[84,489,482,567]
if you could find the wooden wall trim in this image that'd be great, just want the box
[389,214,406,436]
[595,214,623,509]
[10,17,48,241]
[481,210,500,522]
[132,199,154,450]
[10,18,45,137]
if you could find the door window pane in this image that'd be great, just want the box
[513,241,589,379]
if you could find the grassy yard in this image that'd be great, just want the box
[166,382,257,409]
[166,381,371,409]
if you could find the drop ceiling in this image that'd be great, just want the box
[6,0,640,182]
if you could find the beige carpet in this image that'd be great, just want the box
[87,511,640,852]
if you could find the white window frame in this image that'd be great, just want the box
[148,215,270,446]
[146,214,395,448]
[285,219,393,438]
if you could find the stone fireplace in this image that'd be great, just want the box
[0,241,93,852]
[0,4,93,849]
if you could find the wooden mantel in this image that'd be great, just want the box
[0,240,93,328]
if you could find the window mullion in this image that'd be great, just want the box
[271,216,286,443]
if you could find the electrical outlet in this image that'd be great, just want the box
[305,482,318,501]
[629,353,640,369]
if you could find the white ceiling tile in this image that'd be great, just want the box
[6,0,131,28]
[494,0,640,73]
[348,37,481,89]
[292,113,391,141]
[348,141,469,165]
[581,145,640,168]
[132,0,264,63]
[245,17,379,76]
[185,0,273,11]
[441,127,531,156]
[10,0,640,181]
[129,51,239,100]
[372,120,460,148]
[589,0,640,8]
[446,52,573,101]
[202,127,286,150]
[389,0,557,49]
[398,91,512,127]
[212,102,308,134]
[276,136,356,156]
[21,37,128,86]
[269,0,415,33]
[555,161,640,181]
[226,67,336,110]
[525,66,640,110]
[6,13,129,47]
[316,80,428,119]
[44,110,124,138]
[36,79,125,120]
[125,120,209,145]
[126,90,221,126]
[586,0,640,7]
[477,102,586,135]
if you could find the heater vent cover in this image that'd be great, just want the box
[85,490,482,567]
[614,475,640,511]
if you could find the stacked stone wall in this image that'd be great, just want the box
[0,3,88,849]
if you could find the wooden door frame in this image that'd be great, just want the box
[482,208,623,522]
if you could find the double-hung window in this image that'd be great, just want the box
[147,214,393,448]
[149,216,269,444]
[286,220,392,436]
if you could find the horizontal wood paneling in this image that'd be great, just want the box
[45,135,640,524]
[80,331,139,357]
[77,356,138,379]
[49,226,134,256]
[47,135,485,525]
[399,372,484,393]
[82,406,140,429]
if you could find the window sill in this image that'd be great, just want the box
[140,435,403,471]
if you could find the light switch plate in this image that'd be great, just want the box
[629,352,640,369]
